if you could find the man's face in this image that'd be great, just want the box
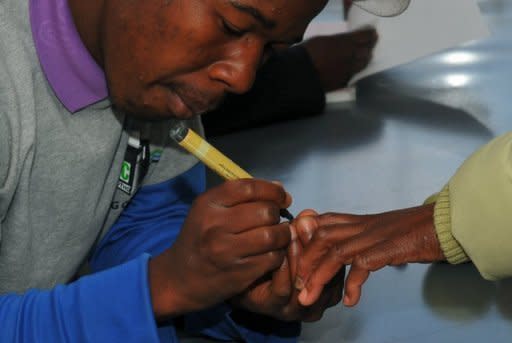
[101,0,327,120]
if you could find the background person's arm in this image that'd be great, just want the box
[202,45,326,137]
[203,29,377,137]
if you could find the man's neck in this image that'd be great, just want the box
[67,0,104,67]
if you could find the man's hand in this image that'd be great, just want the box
[295,204,445,307]
[148,179,293,319]
[231,211,344,323]
[302,27,378,92]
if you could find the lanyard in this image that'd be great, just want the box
[117,130,150,195]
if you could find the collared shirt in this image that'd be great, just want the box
[29,0,107,112]
[4,2,300,342]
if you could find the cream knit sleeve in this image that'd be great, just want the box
[448,132,512,280]
[424,186,469,264]
[431,185,469,264]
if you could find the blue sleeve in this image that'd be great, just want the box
[0,254,160,342]
[0,164,206,343]
[90,163,301,343]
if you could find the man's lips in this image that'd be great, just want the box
[175,91,211,115]
[166,90,194,118]
[166,84,223,117]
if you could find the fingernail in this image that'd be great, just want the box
[295,276,305,290]
[289,240,299,257]
[280,257,288,270]
[289,225,297,241]
[343,295,350,306]
[301,222,314,241]
[298,289,308,304]
[285,192,293,206]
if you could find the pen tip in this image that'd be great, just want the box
[280,209,294,221]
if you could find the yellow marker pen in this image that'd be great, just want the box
[169,121,294,221]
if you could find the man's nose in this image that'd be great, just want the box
[208,40,264,94]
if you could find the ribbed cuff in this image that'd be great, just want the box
[432,185,470,264]
[423,192,439,205]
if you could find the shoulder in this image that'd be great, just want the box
[0,58,18,214]
[0,106,11,190]
[0,38,37,215]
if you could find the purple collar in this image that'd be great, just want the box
[29,0,108,113]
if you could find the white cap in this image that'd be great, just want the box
[353,0,411,17]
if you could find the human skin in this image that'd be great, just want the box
[69,0,328,120]
[294,204,445,307]
[303,27,378,92]
[230,210,345,322]
[67,0,341,321]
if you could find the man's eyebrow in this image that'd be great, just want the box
[229,0,276,29]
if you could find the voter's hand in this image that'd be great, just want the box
[295,203,445,307]
[148,179,292,319]
[230,210,344,322]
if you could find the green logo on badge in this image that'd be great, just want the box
[120,161,131,182]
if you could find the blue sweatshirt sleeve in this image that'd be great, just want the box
[0,254,160,342]
[90,163,300,343]
[0,164,206,342]
[0,164,298,342]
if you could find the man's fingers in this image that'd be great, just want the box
[270,257,292,302]
[233,223,291,258]
[206,179,291,209]
[238,250,288,283]
[288,225,303,279]
[268,225,300,310]
[210,201,282,233]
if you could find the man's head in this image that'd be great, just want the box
[73,0,327,120]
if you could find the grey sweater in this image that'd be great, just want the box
[0,0,201,293]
